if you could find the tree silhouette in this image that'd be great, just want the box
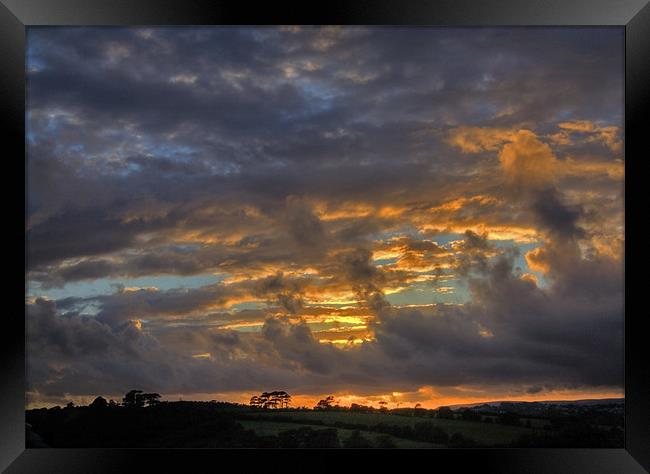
[122,390,161,408]
[261,392,275,408]
[90,396,108,409]
[275,391,291,408]
[314,396,335,410]
[140,393,161,407]
[249,395,263,408]
[250,391,291,409]
[123,390,144,408]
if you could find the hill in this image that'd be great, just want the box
[25,398,624,448]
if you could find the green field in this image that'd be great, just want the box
[242,410,536,446]
[26,401,623,448]
[239,420,440,448]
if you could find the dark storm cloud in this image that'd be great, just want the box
[352,248,622,391]
[253,272,307,314]
[26,241,623,398]
[27,27,623,189]
[28,208,154,267]
[26,298,320,398]
[530,188,586,239]
[283,195,327,248]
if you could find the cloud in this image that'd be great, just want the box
[530,188,585,239]
[253,272,306,314]
[498,130,558,189]
[283,195,327,248]
[525,247,550,274]
[25,26,624,404]
[27,236,623,398]
[27,297,329,398]
[447,126,517,153]
[557,120,622,153]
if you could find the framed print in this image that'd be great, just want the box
[1,0,649,472]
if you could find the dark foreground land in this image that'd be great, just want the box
[26,399,624,449]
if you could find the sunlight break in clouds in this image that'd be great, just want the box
[26,26,623,409]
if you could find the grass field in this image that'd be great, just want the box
[252,411,535,446]
[26,401,622,448]
[238,420,440,448]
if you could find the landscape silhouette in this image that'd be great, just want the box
[26,391,624,449]
[25,26,625,450]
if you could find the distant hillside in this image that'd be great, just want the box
[447,398,624,410]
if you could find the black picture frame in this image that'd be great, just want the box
[2,0,648,472]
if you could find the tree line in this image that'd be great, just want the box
[249,391,292,409]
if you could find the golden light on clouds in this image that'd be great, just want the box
[499,130,558,187]
[558,120,622,152]
[447,126,517,153]
[560,157,624,180]
[192,352,211,359]
[525,247,551,274]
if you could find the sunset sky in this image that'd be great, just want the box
[26,27,624,409]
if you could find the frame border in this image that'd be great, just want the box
[2,1,648,472]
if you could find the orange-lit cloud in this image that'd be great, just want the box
[447,126,517,153]
[525,247,551,274]
[499,130,558,188]
[557,120,622,153]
